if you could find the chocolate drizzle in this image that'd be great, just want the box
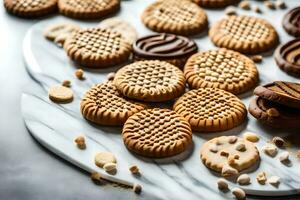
[133,33,198,59]
[283,7,300,37]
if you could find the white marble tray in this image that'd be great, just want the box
[21,0,300,199]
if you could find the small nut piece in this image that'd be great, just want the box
[268,176,280,187]
[235,143,246,151]
[264,1,276,9]
[133,184,142,194]
[209,143,218,153]
[107,72,116,81]
[228,136,238,144]
[129,165,140,174]
[225,6,237,16]
[220,150,229,157]
[90,172,102,182]
[239,1,250,10]
[62,80,71,87]
[279,151,289,163]
[267,108,280,117]
[250,55,263,63]
[221,164,238,177]
[232,187,246,200]
[74,135,86,149]
[103,162,117,173]
[243,132,259,142]
[262,143,278,157]
[95,152,117,168]
[75,69,84,79]
[253,6,262,13]
[276,0,286,9]
[256,172,267,185]
[271,136,285,148]
[237,174,251,185]
[217,178,229,191]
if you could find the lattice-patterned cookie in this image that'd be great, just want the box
[173,88,247,132]
[113,60,186,102]
[4,0,57,18]
[64,28,132,68]
[141,0,208,36]
[192,0,240,8]
[58,0,120,19]
[184,49,259,94]
[209,15,279,54]
[80,81,147,126]
[200,136,260,173]
[122,108,192,158]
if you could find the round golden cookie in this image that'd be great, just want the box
[113,60,186,102]
[141,0,208,36]
[64,28,132,68]
[4,0,57,18]
[184,49,259,94]
[209,15,279,54]
[200,136,260,172]
[80,81,147,126]
[192,0,239,8]
[58,0,120,19]
[48,85,73,103]
[173,88,247,132]
[122,108,192,158]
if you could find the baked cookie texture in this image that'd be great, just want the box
[58,0,120,19]
[141,0,208,36]
[274,38,300,76]
[282,7,300,37]
[192,0,240,8]
[254,81,300,109]
[122,108,192,158]
[209,15,279,54]
[113,60,186,102]
[133,33,198,68]
[173,88,247,132]
[80,81,147,126]
[64,28,132,68]
[184,48,258,94]
[4,0,57,18]
[200,136,260,172]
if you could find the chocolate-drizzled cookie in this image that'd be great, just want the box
[133,33,198,68]
[275,38,300,76]
[283,7,300,37]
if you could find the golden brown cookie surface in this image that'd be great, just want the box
[184,49,259,94]
[173,88,247,132]
[64,28,132,68]
[192,0,239,8]
[122,108,192,158]
[141,0,208,36]
[80,82,147,126]
[58,0,120,19]
[113,60,186,102]
[209,15,278,54]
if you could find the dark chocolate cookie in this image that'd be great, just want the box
[249,97,300,129]
[283,7,300,37]
[275,38,300,76]
[133,33,198,68]
[254,81,300,109]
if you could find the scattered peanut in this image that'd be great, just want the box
[262,143,278,157]
[266,108,280,117]
[253,6,262,13]
[74,135,86,149]
[129,165,140,174]
[279,151,290,163]
[268,176,280,187]
[256,172,267,185]
[250,55,263,63]
[239,1,250,10]
[271,136,285,148]
[276,0,286,9]
[95,152,117,168]
[232,187,246,200]
[235,143,246,152]
[103,162,117,173]
[225,6,237,16]
[222,164,239,177]
[228,136,238,144]
[90,172,102,183]
[264,1,276,9]
[107,72,116,81]
[133,184,142,194]
[217,178,229,191]
[243,132,259,143]
[62,80,71,87]
[237,174,251,185]
[75,69,84,79]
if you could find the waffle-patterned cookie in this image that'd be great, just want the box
[113,60,186,102]
[80,82,147,126]
[200,136,260,173]
[209,15,279,54]
[173,88,247,132]
[192,0,239,8]
[64,28,132,68]
[122,108,192,157]
[141,0,208,36]
[184,49,259,94]
[4,0,57,18]
[58,0,120,19]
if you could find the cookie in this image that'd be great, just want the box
[64,28,132,68]
[184,49,259,94]
[192,0,239,8]
[133,33,198,68]
[249,97,300,128]
[209,15,279,54]
[141,0,208,36]
[98,17,138,45]
[48,85,73,103]
[122,108,192,158]
[58,0,120,19]
[4,0,57,18]
[173,88,247,132]
[282,7,300,37]
[200,136,260,172]
[113,60,186,102]
[80,82,147,126]
[274,38,300,76]
[44,22,80,47]
[254,81,300,109]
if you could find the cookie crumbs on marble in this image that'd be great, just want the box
[90,172,103,184]
[268,176,280,187]
[253,6,262,14]
[279,151,290,163]
[221,164,239,177]
[276,0,286,9]
[250,55,263,63]
[217,178,229,191]
[225,6,237,16]
[232,187,246,200]
[133,184,142,194]
[262,143,278,157]
[103,163,117,173]
[75,69,84,80]
[62,80,71,87]
[74,135,86,149]
[256,172,267,184]
[243,132,259,143]
[237,174,251,185]
[238,1,250,10]
[48,85,74,103]
[129,165,140,174]
[264,1,276,10]
[271,137,286,148]
[95,152,117,168]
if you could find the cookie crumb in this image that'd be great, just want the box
[95,152,117,168]
[264,1,276,9]
[75,69,84,79]
[256,172,267,185]
[262,143,278,157]
[268,176,280,187]
[243,132,259,142]
[225,6,237,16]
[239,1,250,10]
[271,136,286,148]
[228,136,238,144]
[48,85,74,103]
[74,135,86,149]
[129,165,140,174]
[276,0,286,9]
[237,174,251,185]
[266,108,280,117]
[107,72,116,81]
[90,172,103,184]
[221,164,238,177]
[103,163,117,173]
[235,143,246,151]
[250,55,263,63]
[279,151,289,163]
[133,184,142,194]
[62,80,71,87]
[232,187,246,200]
[209,143,218,153]
[253,6,262,13]
[217,178,228,191]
